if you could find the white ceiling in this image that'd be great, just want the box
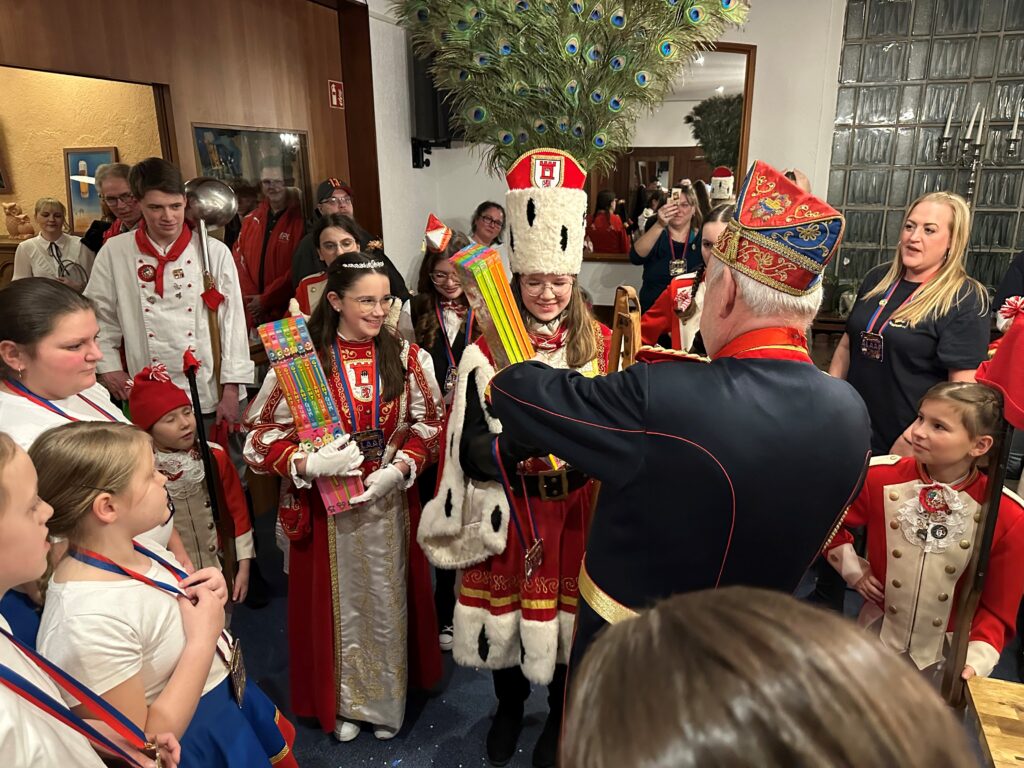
[664,50,748,102]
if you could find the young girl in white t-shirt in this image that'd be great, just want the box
[32,421,297,767]
[0,431,180,767]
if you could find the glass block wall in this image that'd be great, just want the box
[828,0,1024,302]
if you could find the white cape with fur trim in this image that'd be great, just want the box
[417,343,510,570]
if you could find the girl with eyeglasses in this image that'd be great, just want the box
[12,198,94,292]
[420,257,611,767]
[244,253,444,744]
[410,219,474,654]
[293,213,363,316]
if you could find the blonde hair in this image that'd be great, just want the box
[563,587,976,768]
[920,382,1004,441]
[865,192,988,326]
[0,432,18,513]
[28,422,152,544]
[34,197,67,219]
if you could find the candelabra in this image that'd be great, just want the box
[936,101,1023,205]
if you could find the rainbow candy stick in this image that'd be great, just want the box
[258,317,364,514]
[451,244,534,368]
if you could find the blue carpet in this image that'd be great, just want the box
[231,511,550,768]
[237,517,1006,766]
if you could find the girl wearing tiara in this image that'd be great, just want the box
[245,253,444,742]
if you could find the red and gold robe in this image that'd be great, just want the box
[244,335,443,733]
[419,318,610,684]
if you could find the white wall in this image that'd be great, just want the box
[631,101,700,148]
[368,0,847,304]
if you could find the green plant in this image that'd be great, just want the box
[684,94,742,169]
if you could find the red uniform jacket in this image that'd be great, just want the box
[827,455,1024,675]
[586,212,630,254]
[640,274,701,350]
[232,199,305,322]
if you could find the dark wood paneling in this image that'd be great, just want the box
[337,0,383,236]
[0,0,351,188]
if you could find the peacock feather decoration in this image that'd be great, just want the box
[396,0,748,175]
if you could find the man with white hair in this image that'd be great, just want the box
[485,160,873,667]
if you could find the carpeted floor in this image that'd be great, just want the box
[234,513,1009,767]
[231,512,552,768]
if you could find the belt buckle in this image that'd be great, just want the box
[537,469,569,501]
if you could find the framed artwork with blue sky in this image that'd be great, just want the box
[63,146,117,234]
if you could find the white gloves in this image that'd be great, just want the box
[303,436,364,479]
[351,463,406,506]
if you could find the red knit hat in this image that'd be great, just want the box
[977,301,1024,430]
[128,364,191,430]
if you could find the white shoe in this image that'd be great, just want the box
[374,725,399,740]
[439,625,454,652]
[333,719,360,742]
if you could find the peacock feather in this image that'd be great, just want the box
[397,0,748,174]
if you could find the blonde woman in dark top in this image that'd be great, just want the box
[830,191,989,454]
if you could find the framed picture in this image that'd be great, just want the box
[0,159,9,193]
[64,147,118,234]
[192,124,312,218]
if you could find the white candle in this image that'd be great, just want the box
[965,102,979,139]
[943,98,955,138]
[1013,101,1021,140]
[976,107,985,144]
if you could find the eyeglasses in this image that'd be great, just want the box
[100,193,135,206]
[261,179,285,188]
[320,239,358,252]
[321,195,352,206]
[345,295,397,312]
[429,271,460,285]
[480,214,504,228]
[520,279,574,297]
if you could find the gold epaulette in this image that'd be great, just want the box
[635,345,710,365]
[869,454,902,466]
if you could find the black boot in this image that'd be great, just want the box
[488,668,529,766]
[532,664,566,768]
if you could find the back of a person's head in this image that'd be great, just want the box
[129,157,184,200]
[562,586,975,768]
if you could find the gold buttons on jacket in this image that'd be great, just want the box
[959,540,970,550]
[891,579,901,588]
[945,564,956,574]
[974,512,982,522]
[932,618,943,627]
[888,605,898,614]
[207,522,215,530]
[889,491,900,501]
[892,549,902,558]
[204,500,211,508]
[938,593,949,602]
[207,544,216,552]
[889,520,899,529]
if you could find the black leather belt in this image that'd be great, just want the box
[512,468,588,501]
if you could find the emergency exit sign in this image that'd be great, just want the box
[328,80,345,109]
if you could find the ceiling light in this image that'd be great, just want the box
[715,85,725,94]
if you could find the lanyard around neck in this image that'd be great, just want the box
[4,380,120,423]
[331,338,381,432]
[435,301,474,369]
[865,276,932,335]
[0,628,152,766]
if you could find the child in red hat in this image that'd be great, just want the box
[129,365,253,602]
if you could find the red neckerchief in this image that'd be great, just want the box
[713,327,812,363]
[101,219,123,244]
[529,324,569,352]
[134,225,192,297]
[439,298,469,317]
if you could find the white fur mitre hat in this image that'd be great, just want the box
[504,148,588,276]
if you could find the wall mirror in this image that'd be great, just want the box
[585,42,756,262]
